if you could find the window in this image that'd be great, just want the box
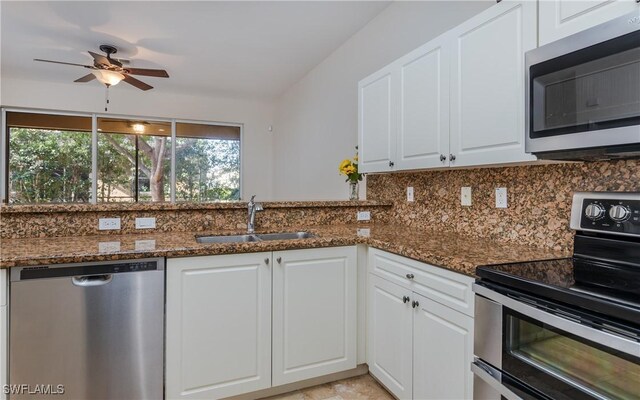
[7,112,92,204]
[98,118,171,202]
[3,110,241,204]
[175,122,240,202]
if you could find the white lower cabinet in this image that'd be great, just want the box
[272,247,357,386]
[367,249,475,400]
[166,252,272,400]
[367,274,414,399]
[167,246,357,399]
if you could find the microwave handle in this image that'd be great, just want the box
[471,359,522,400]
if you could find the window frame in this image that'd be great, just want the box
[1,107,243,204]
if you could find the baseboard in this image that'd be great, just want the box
[223,364,370,400]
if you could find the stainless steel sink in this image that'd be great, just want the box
[255,232,315,241]
[195,234,261,244]
[196,231,315,244]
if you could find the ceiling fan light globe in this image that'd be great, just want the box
[92,70,125,86]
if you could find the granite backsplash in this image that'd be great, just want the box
[366,160,640,252]
[0,201,391,239]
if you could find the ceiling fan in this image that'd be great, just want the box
[34,45,169,91]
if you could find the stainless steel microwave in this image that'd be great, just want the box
[525,9,640,161]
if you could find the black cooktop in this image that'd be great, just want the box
[476,257,640,329]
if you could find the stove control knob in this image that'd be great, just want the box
[609,205,631,222]
[585,203,605,220]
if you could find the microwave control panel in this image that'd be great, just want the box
[581,198,640,234]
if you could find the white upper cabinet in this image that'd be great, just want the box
[539,0,640,45]
[359,67,396,173]
[166,253,272,400]
[449,0,537,167]
[358,0,538,173]
[272,247,357,386]
[396,36,450,170]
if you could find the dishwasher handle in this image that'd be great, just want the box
[72,274,113,287]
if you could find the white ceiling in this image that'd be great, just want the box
[1,1,390,99]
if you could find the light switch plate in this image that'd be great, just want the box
[407,187,414,202]
[135,217,156,229]
[135,239,156,251]
[357,211,371,221]
[461,187,472,206]
[98,241,121,253]
[98,217,121,230]
[496,188,508,208]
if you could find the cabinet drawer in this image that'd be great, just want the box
[368,248,474,317]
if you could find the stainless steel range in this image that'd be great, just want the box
[473,192,640,400]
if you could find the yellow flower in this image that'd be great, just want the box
[344,165,356,175]
[339,159,352,174]
[353,155,358,161]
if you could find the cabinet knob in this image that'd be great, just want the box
[276,257,282,264]
[440,154,446,162]
[389,161,395,167]
[264,258,269,265]
[403,296,410,304]
[412,300,420,309]
[449,154,456,162]
[406,273,414,280]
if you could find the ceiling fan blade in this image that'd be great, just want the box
[123,74,153,91]
[125,68,169,78]
[34,59,93,68]
[74,74,96,83]
[88,51,111,66]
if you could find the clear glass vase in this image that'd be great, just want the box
[348,181,359,201]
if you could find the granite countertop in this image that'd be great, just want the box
[0,224,570,276]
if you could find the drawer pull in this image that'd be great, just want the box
[403,296,410,304]
[412,300,420,309]
[406,273,415,280]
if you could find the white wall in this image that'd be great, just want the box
[1,77,275,200]
[272,1,493,200]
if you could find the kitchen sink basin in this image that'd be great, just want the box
[196,231,315,244]
[255,232,315,241]
[195,234,261,244]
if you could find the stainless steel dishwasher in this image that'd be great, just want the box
[9,258,164,400]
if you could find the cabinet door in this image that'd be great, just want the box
[359,66,397,173]
[367,274,413,400]
[166,253,272,399]
[539,0,639,46]
[272,247,357,386]
[396,35,450,170]
[413,294,474,400]
[449,0,537,167]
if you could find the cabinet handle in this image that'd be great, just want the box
[276,257,282,264]
[389,161,394,167]
[440,154,446,162]
[449,154,456,162]
[406,273,414,280]
[403,296,410,304]
[412,300,420,309]
[264,258,269,265]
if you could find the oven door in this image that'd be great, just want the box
[473,285,640,400]
[525,9,640,157]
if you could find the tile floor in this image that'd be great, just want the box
[263,374,394,400]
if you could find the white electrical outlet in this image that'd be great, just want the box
[357,228,371,237]
[135,239,156,251]
[496,187,508,208]
[407,187,414,202]
[98,217,121,230]
[461,187,472,206]
[357,211,371,221]
[98,241,121,253]
[135,217,156,229]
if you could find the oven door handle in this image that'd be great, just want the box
[471,359,522,400]
[474,283,640,359]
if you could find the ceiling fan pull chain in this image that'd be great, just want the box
[104,85,110,112]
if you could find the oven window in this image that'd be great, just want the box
[530,30,640,138]
[505,313,640,399]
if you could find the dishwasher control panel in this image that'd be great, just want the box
[13,258,163,281]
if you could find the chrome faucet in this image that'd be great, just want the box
[247,195,263,234]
